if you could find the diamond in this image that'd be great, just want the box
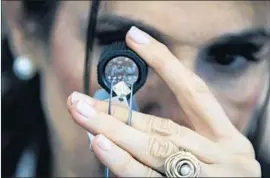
[112,81,131,98]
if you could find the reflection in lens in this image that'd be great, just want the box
[105,56,139,85]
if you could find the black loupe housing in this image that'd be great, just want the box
[97,42,148,96]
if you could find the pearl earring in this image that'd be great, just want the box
[13,56,36,81]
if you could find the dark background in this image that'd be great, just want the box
[1,36,51,177]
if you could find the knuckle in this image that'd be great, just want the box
[229,157,261,177]
[147,136,178,159]
[237,136,256,158]
[148,118,179,135]
[219,136,256,159]
[157,42,169,53]
[166,120,181,134]
[169,130,191,146]
[253,160,262,176]
[168,127,198,148]
[144,114,155,133]
[150,54,166,71]
[174,126,191,138]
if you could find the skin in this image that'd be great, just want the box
[3,1,270,177]
[67,28,260,176]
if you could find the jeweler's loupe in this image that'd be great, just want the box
[97,42,148,97]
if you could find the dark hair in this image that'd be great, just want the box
[2,1,59,177]
[2,38,52,177]
[21,1,60,40]
[21,0,99,94]
[2,1,101,177]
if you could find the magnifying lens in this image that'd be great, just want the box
[98,42,148,98]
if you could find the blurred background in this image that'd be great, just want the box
[2,11,51,177]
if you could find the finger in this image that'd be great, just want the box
[69,92,241,157]
[92,134,162,177]
[92,134,214,177]
[69,92,182,136]
[125,26,239,139]
[67,98,225,171]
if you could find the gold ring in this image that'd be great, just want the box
[165,150,200,177]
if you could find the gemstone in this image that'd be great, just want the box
[112,81,131,98]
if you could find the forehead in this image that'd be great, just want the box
[62,1,259,45]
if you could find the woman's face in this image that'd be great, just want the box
[8,1,270,176]
[49,1,269,126]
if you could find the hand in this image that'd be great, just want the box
[67,26,261,177]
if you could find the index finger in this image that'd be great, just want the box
[125,26,239,139]
[68,92,181,135]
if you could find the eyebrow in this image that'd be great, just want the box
[94,14,170,45]
[81,13,269,50]
[208,28,269,48]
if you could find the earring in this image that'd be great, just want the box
[13,56,36,81]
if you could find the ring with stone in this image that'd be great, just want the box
[164,150,201,177]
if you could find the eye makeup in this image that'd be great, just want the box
[202,28,269,64]
[80,14,170,46]
[195,28,269,76]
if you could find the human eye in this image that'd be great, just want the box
[197,32,264,75]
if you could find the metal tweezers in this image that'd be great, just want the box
[104,82,134,178]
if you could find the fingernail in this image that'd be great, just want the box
[87,132,94,150]
[71,91,81,104]
[76,100,96,118]
[96,135,112,151]
[71,91,93,106]
[127,26,150,45]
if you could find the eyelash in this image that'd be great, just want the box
[95,30,128,45]
[207,41,260,63]
[199,40,262,73]
[96,31,261,73]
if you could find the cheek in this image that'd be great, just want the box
[51,37,101,97]
[210,74,264,130]
[50,14,101,97]
[50,12,85,96]
[51,35,84,96]
[195,55,268,130]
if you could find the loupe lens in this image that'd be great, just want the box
[104,56,139,86]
